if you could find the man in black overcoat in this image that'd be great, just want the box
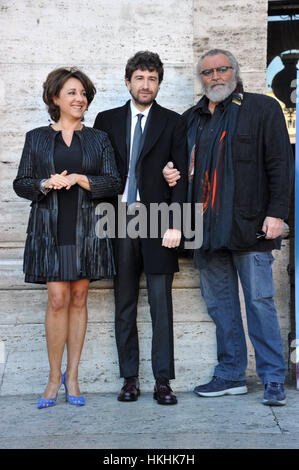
[94,51,187,404]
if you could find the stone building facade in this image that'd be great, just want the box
[0,0,292,394]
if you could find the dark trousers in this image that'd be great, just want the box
[114,235,175,381]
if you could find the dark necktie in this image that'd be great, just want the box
[127,113,143,207]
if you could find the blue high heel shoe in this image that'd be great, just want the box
[37,377,62,409]
[62,372,85,406]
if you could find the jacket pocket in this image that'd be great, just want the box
[253,253,275,299]
[232,208,264,248]
[233,134,257,161]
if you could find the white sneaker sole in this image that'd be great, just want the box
[194,385,248,397]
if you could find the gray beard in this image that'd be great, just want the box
[203,78,237,103]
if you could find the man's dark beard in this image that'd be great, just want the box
[130,90,157,107]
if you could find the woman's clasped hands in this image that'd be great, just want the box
[45,169,78,191]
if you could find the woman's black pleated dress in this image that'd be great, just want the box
[51,132,84,281]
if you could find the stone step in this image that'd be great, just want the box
[0,257,202,290]
[0,242,24,259]
[0,243,291,395]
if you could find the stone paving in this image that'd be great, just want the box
[0,382,298,450]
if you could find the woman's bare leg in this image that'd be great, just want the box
[65,279,90,396]
[42,281,70,398]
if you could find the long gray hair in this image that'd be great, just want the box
[197,49,242,87]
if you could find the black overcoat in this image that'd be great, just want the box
[94,100,188,273]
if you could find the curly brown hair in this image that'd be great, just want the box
[42,67,96,122]
[125,51,164,83]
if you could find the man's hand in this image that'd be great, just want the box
[162,161,181,187]
[162,229,181,248]
[262,216,284,239]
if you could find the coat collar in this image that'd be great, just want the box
[109,101,130,162]
[194,91,239,115]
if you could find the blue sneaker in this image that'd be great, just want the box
[193,376,247,397]
[263,382,286,406]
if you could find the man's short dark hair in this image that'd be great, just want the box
[43,67,96,122]
[125,51,164,83]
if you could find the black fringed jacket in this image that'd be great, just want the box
[13,125,121,283]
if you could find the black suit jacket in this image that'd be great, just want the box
[94,100,188,273]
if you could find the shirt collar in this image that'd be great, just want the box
[130,100,153,119]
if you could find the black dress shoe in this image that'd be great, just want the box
[117,377,140,402]
[154,380,177,405]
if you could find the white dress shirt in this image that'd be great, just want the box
[122,100,152,202]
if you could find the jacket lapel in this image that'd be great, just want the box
[139,101,168,161]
